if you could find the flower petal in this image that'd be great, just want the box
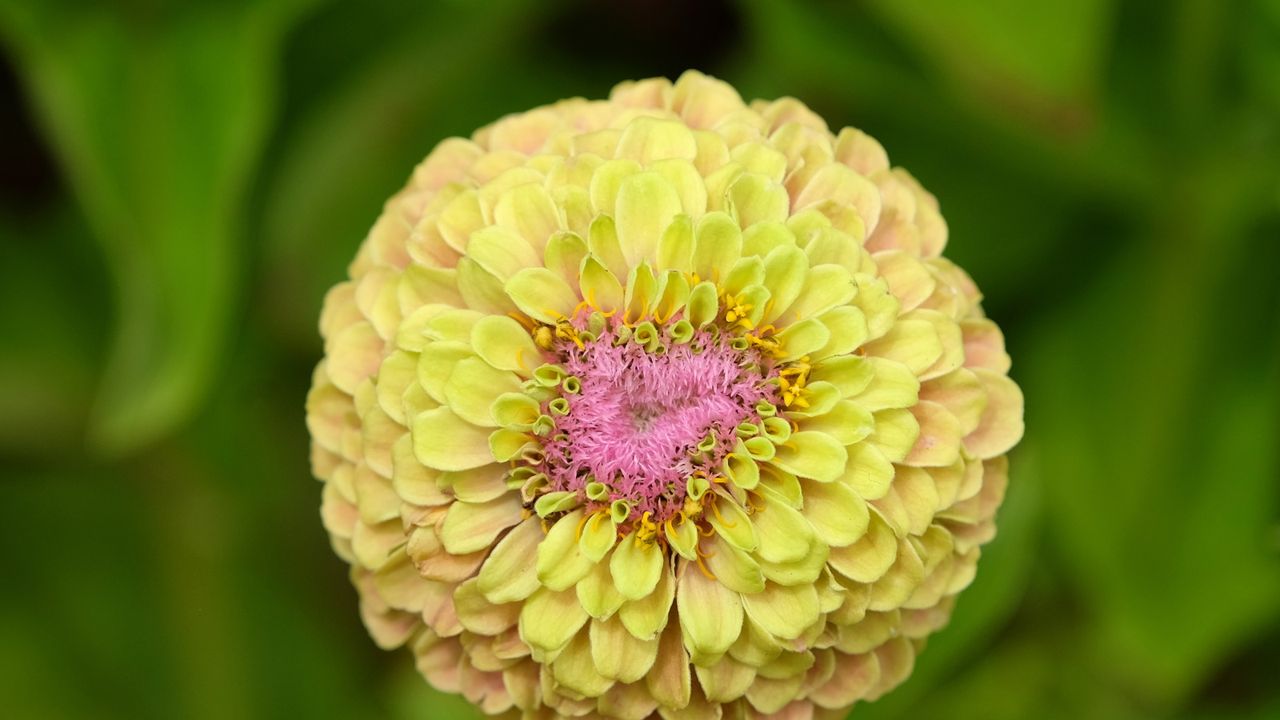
[741,581,819,641]
[770,431,847,482]
[676,560,743,663]
[963,369,1025,458]
[504,267,580,324]
[519,586,589,654]
[477,517,542,604]
[590,615,659,683]
[439,494,522,555]
[611,533,665,600]
[413,407,494,471]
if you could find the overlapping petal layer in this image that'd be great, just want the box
[307,71,1024,720]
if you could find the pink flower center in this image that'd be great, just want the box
[540,322,775,523]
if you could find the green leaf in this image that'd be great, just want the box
[0,0,315,455]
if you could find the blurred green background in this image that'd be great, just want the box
[1,1,1277,718]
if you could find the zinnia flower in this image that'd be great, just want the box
[307,71,1024,719]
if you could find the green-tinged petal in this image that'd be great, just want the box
[868,538,925,611]
[723,256,765,297]
[801,225,863,274]
[692,212,742,282]
[775,264,856,326]
[544,230,590,287]
[871,408,921,463]
[438,189,484,252]
[741,582,819,641]
[801,478,870,547]
[616,171,681,268]
[811,355,875,396]
[579,256,625,312]
[799,400,874,445]
[793,163,881,234]
[775,317,830,362]
[722,452,760,491]
[443,357,522,427]
[676,560,743,663]
[854,357,920,411]
[477,517,542,603]
[396,304,450,353]
[755,533,829,587]
[391,434,448,506]
[695,656,757,704]
[813,305,869,360]
[413,407,494,471]
[580,511,619,562]
[731,141,788,181]
[853,276,900,341]
[784,380,840,419]
[759,468,803,508]
[439,494,522,555]
[686,281,720,326]
[489,427,532,462]
[611,533,664,600]
[891,469,941,536]
[666,515,701,560]
[537,509,597,591]
[828,510,897,583]
[741,221,796,258]
[588,214,630,283]
[578,557,627,620]
[657,213,694,272]
[553,629,614,696]
[750,495,814,564]
[457,257,519,316]
[520,586,589,654]
[616,116,698,163]
[726,172,789,228]
[419,338,476,399]
[917,309,965,380]
[399,265,463,311]
[706,495,758,551]
[652,270,691,323]
[467,226,540,281]
[491,392,540,429]
[374,350,417,425]
[704,534,765,594]
[623,262,658,322]
[843,442,894,500]
[771,431,847,482]
[590,616,660,683]
[651,158,708,217]
[761,246,807,322]
[757,649,815,681]
[864,318,942,375]
[728,616,785,668]
[494,182,562,253]
[440,463,508,503]
[619,564,675,640]
[504,267,579,324]
[454,578,520,636]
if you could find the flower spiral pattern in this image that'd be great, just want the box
[307,71,1024,720]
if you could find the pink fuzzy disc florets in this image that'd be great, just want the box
[540,320,776,523]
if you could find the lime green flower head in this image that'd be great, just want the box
[307,71,1024,719]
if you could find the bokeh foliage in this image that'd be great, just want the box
[1,1,1277,718]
